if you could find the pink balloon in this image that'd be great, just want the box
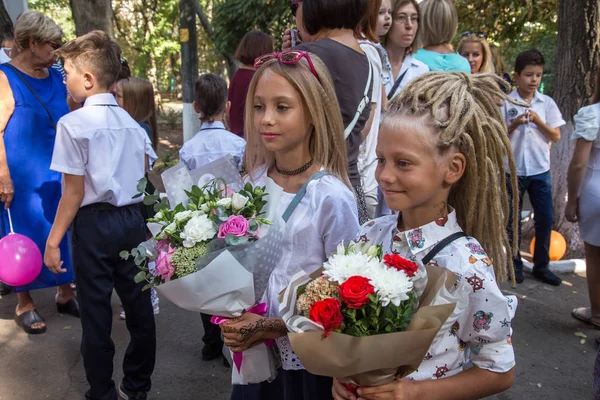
[0,233,42,286]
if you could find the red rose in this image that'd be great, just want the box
[384,254,419,277]
[338,276,375,309]
[309,298,343,334]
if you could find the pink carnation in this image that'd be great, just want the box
[218,215,250,239]
[155,240,176,280]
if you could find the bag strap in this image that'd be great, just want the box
[282,170,330,222]
[344,57,373,139]
[4,64,56,130]
[421,231,468,265]
[387,68,409,101]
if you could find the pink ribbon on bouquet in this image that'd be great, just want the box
[211,303,274,373]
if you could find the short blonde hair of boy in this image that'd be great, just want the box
[457,35,496,74]
[383,72,522,282]
[14,10,63,51]
[418,0,458,48]
[117,77,159,150]
[56,31,122,89]
[243,53,350,188]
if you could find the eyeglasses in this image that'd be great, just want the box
[291,0,303,17]
[393,14,418,25]
[461,31,488,39]
[254,50,320,83]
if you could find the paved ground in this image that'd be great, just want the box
[0,268,597,400]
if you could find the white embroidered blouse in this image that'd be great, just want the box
[358,211,517,380]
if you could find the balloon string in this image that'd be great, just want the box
[6,208,14,234]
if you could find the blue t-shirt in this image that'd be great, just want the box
[414,49,471,73]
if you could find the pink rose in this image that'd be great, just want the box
[155,242,176,280]
[218,215,250,239]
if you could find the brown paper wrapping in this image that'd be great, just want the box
[284,265,459,387]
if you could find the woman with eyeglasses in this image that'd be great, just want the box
[283,0,373,225]
[413,0,471,73]
[457,31,495,75]
[0,11,78,335]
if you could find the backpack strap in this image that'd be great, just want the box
[387,69,409,101]
[422,232,468,265]
[344,57,373,139]
[4,64,56,130]
[281,170,330,223]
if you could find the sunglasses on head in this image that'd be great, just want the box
[461,31,488,39]
[254,50,320,83]
[291,0,303,17]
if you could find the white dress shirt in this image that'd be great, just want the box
[378,46,429,100]
[51,93,158,207]
[0,48,11,64]
[358,41,383,196]
[179,121,246,171]
[501,90,566,176]
[359,211,517,380]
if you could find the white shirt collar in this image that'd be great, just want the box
[512,89,545,104]
[392,209,463,255]
[200,121,226,130]
[83,93,119,108]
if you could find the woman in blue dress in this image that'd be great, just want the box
[0,11,78,334]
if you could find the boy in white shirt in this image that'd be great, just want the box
[44,31,156,400]
[501,49,565,286]
[179,73,246,171]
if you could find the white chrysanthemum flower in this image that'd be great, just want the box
[200,204,210,213]
[174,210,193,222]
[369,267,413,307]
[216,197,232,208]
[180,215,216,248]
[231,193,249,211]
[323,252,381,284]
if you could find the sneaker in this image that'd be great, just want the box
[533,268,562,286]
[118,383,147,400]
[201,344,223,361]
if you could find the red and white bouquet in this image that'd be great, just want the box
[280,240,462,389]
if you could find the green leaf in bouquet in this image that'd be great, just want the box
[131,248,139,257]
[192,185,203,197]
[345,308,357,323]
[225,234,249,246]
[132,192,143,199]
[248,219,259,232]
[142,283,153,291]
[216,206,229,222]
[119,250,130,260]
[344,325,363,337]
[174,203,185,214]
[188,203,197,211]
[296,283,308,299]
[136,177,148,193]
[143,194,159,206]
[154,197,170,213]
[134,254,146,266]
[134,271,147,283]
[244,182,253,192]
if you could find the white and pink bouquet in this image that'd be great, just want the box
[122,156,286,385]
[280,240,466,391]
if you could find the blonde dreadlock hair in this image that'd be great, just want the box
[385,71,521,282]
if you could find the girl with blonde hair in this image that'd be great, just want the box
[116,77,159,150]
[222,50,359,400]
[457,32,496,74]
[332,72,519,399]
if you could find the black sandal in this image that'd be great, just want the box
[15,309,47,334]
[0,281,12,296]
[56,298,80,318]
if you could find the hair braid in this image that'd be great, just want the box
[388,72,524,282]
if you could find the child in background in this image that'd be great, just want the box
[501,49,565,286]
[332,71,517,399]
[377,0,392,39]
[179,73,246,171]
[44,31,157,400]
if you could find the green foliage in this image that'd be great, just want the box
[28,0,76,39]
[213,0,291,56]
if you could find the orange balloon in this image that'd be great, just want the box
[530,230,567,261]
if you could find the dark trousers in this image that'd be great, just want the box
[230,369,332,400]
[72,203,156,400]
[506,171,554,270]
[200,312,224,348]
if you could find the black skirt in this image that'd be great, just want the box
[230,369,333,400]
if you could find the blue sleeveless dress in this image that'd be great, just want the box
[0,64,74,292]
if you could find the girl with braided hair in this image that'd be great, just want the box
[332,71,519,400]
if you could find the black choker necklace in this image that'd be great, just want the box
[275,159,314,176]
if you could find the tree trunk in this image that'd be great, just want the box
[551,0,600,258]
[69,0,114,38]
[193,0,237,80]
[0,1,13,44]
